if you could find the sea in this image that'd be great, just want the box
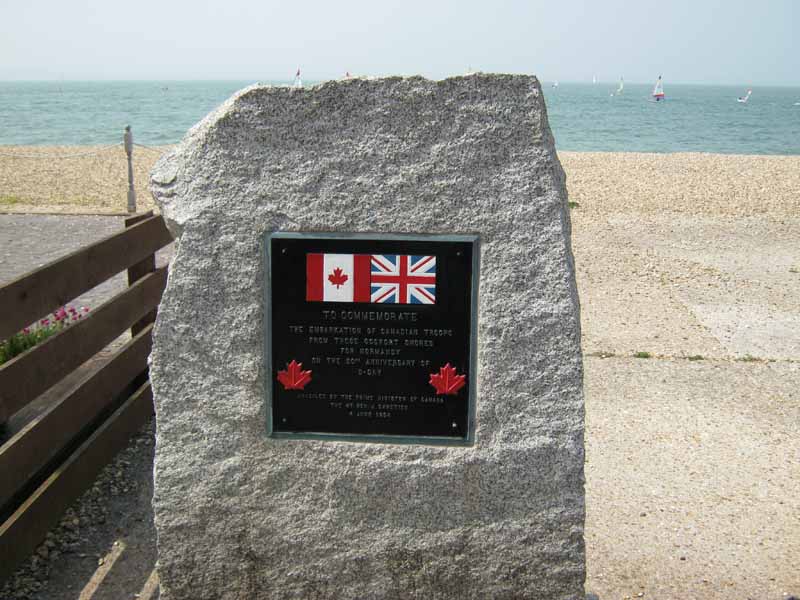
[1,80,799,154]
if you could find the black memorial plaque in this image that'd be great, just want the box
[266,232,478,445]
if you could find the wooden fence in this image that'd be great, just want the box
[0,212,172,582]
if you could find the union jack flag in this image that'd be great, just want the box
[370,255,436,304]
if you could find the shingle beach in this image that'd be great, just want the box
[1,146,799,216]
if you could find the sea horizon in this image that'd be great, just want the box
[1,80,798,154]
[1,77,798,87]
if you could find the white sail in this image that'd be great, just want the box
[616,77,624,95]
[652,75,664,99]
[592,74,597,85]
[737,89,752,103]
[293,67,303,88]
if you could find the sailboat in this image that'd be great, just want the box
[737,89,752,103]
[592,74,597,85]
[293,67,303,88]
[651,75,665,102]
[552,80,559,89]
[611,77,624,97]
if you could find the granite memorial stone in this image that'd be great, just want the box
[150,74,585,599]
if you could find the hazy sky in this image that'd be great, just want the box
[1,0,797,85]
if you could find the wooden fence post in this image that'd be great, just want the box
[125,211,157,336]
[124,126,137,213]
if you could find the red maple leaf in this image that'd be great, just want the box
[328,267,349,288]
[277,360,312,390]
[429,363,466,395]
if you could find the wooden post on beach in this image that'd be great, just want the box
[124,125,137,213]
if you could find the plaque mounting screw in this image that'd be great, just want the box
[451,422,458,429]
[456,251,462,257]
[281,248,287,255]
[282,418,287,423]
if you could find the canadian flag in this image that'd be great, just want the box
[306,254,371,302]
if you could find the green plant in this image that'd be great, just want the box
[568,201,580,209]
[0,305,89,366]
[633,351,651,359]
[687,355,704,361]
[0,195,25,206]
[737,354,759,363]
[587,350,616,358]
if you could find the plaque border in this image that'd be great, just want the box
[264,231,480,446]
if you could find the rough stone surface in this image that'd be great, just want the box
[149,75,585,600]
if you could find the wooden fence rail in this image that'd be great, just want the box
[0,212,172,583]
[0,213,171,343]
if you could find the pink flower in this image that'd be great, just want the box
[41,318,49,325]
